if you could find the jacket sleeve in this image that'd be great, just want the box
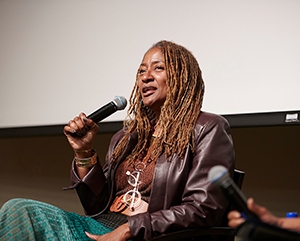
[127,113,235,240]
[66,159,110,215]
[65,130,125,216]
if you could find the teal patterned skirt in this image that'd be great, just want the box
[0,198,127,240]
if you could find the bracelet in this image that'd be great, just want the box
[74,148,93,154]
[74,149,98,168]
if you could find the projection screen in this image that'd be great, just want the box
[0,0,299,129]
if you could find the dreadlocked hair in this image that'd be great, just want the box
[110,40,205,165]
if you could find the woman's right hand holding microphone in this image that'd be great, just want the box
[64,113,99,178]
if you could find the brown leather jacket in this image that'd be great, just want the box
[68,111,235,240]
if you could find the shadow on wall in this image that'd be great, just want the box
[231,125,300,217]
[0,133,114,214]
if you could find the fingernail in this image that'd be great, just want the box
[83,118,88,122]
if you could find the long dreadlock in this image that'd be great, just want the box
[110,40,205,164]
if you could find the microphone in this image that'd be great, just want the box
[209,166,300,240]
[208,165,256,219]
[87,96,127,123]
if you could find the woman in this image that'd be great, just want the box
[0,40,235,240]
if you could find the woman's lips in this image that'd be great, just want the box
[142,86,156,96]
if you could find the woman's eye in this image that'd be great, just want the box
[155,66,164,70]
[138,69,146,74]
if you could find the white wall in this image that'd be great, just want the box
[1,0,299,128]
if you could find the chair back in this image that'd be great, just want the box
[233,169,245,189]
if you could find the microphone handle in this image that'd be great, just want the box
[221,179,258,220]
[87,102,117,123]
[68,102,117,137]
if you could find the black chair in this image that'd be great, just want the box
[151,169,245,241]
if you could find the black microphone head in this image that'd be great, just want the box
[208,165,229,185]
[112,96,127,110]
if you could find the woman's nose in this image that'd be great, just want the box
[142,70,154,83]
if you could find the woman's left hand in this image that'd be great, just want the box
[85,223,132,241]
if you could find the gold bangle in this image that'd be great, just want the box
[75,150,98,168]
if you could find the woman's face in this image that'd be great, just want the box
[137,47,167,115]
